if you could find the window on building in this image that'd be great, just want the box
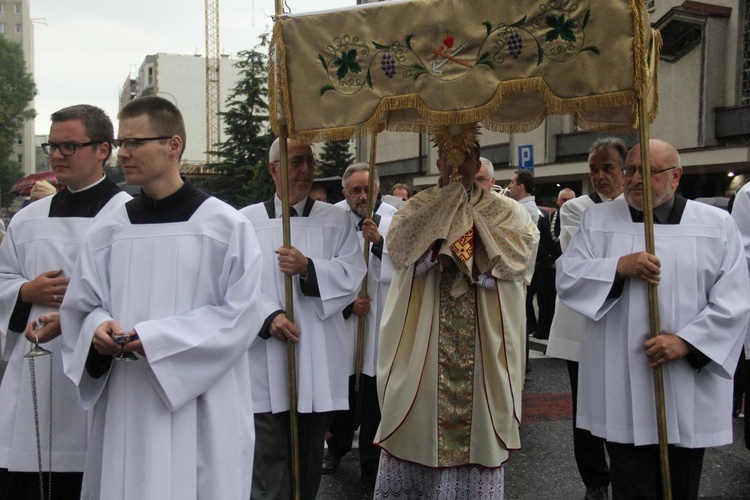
[0,4,5,14]
[743,0,750,105]
[0,23,5,34]
[15,23,20,34]
[16,135,22,145]
[147,66,153,86]
[14,2,20,14]
[17,154,22,164]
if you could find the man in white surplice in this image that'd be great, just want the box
[61,96,267,500]
[240,139,366,500]
[557,139,750,499]
[546,137,628,500]
[0,105,130,499]
[325,163,396,482]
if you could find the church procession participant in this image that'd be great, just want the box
[557,139,750,499]
[0,105,130,499]
[324,163,396,483]
[374,126,538,499]
[240,139,367,499]
[61,96,268,499]
[546,137,628,499]
[731,177,750,449]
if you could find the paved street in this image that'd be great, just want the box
[319,338,750,499]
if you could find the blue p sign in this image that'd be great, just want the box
[518,145,534,173]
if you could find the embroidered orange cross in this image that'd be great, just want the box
[450,228,474,262]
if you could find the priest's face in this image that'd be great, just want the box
[343,170,378,218]
[270,141,315,205]
[117,114,183,194]
[47,119,109,191]
[588,147,624,199]
[624,140,682,210]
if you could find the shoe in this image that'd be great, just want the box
[584,486,609,500]
[321,450,340,475]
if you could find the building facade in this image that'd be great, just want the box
[0,0,35,175]
[119,53,241,169]
[354,0,750,206]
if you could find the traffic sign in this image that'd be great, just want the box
[518,144,534,173]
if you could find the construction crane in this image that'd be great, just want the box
[205,0,221,166]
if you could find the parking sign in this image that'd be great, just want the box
[518,144,534,173]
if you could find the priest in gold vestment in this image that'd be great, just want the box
[374,129,538,499]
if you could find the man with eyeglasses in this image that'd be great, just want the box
[60,96,269,499]
[0,104,130,499]
[557,139,750,499]
[547,137,627,500]
[323,163,396,484]
[240,138,366,499]
[476,157,497,192]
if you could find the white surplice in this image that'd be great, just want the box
[557,198,750,447]
[61,198,265,499]
[0,192,130,472]
[546,193,620,362]
[241,199,366,413]
[333,200,396,376]
[731,182,750,357]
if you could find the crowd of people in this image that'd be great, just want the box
[0,95,747,500]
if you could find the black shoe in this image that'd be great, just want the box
[322,450,340,475]
[584,486,608,500]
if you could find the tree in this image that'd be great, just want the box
[199,35,274,208]
[317,140,354,178]
[0,36,36,207]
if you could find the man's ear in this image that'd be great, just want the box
[268,161,278,179]
[169,136,183,157]
[96,142,110,162]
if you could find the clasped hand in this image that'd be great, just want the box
[24,313,61,344]
[93,320,144,357]
[616,252,661,286]
[275,246,309,277]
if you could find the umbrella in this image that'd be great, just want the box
[10,170,64,196]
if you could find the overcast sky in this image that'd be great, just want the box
[30,0,355,136]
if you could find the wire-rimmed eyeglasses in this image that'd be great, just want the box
[114,137,172,151]
[621,166,676,178]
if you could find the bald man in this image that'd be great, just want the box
[557,139,750,499]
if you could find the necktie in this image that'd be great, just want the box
[289,207,298,217]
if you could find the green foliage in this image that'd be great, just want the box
[199,35,275,208]
[545,15,577,43]
[0,36,36,207]
[333,49,361,80]
[317,140,354,178]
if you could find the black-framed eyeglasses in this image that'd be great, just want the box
[114,137,172,151]
[41,141,101,157]
[621,166,676,178]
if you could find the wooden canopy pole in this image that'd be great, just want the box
[637,98,672,500]
[355,133,378,392]
[274,2,300,499]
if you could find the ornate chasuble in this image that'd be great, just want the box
[437,263,477,466]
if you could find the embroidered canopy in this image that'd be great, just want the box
[270,0,660,143]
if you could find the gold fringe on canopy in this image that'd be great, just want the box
[270,0,660,142]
